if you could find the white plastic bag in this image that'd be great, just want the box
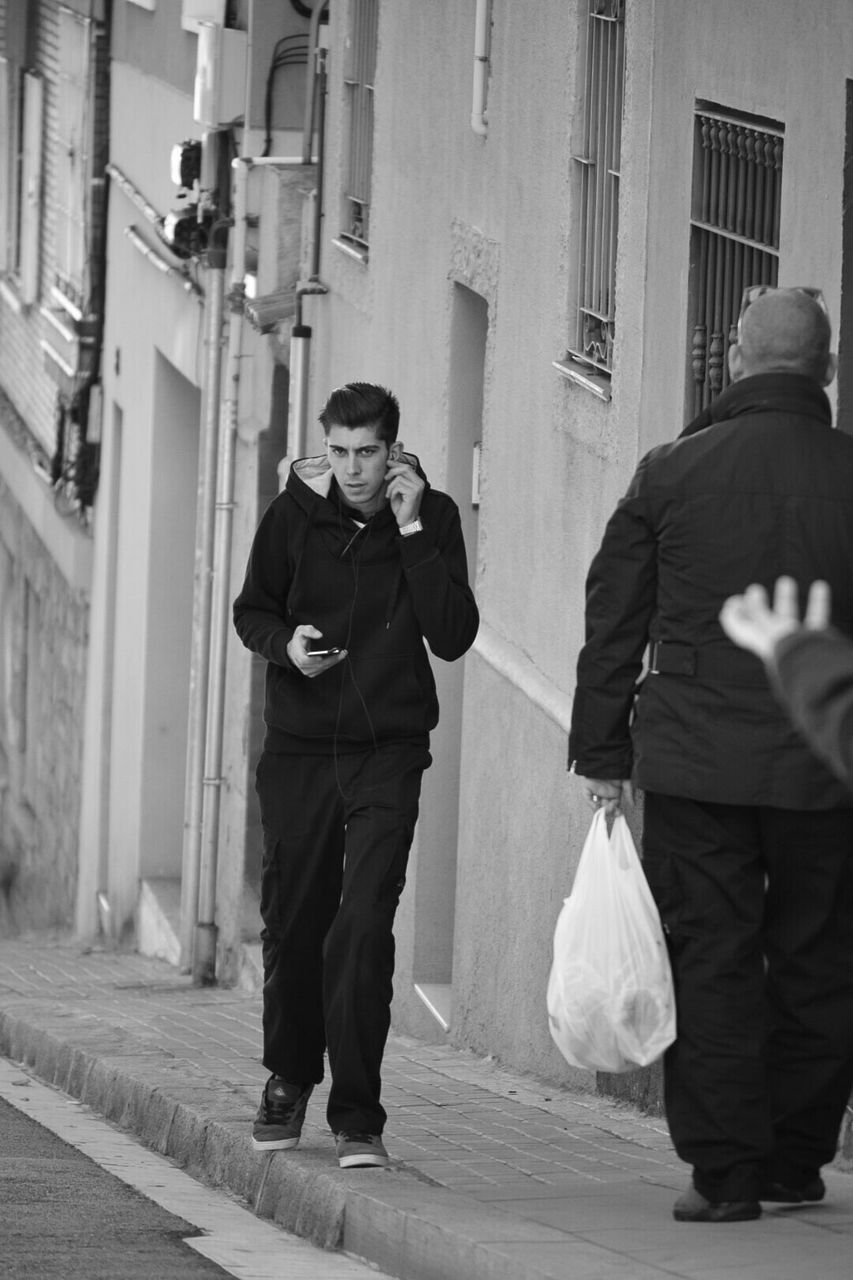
[547,808,676,1073]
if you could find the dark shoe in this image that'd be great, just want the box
[760,1176,825,1204]
[673,1183,761,1223]
[335,1131,389,1169]
[251,1076,313,1151]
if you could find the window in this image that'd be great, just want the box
[54,7,93,315]
[338,0,378,258]
[566,0,625,382]
[0,2,42,305]
[687,105,783,416]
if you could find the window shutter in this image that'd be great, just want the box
[19,70,43,305]
[0,58,9,275]
[55,9,92,308]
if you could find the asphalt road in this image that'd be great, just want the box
[0,1066,384,1280]
[0,1096,235,1280]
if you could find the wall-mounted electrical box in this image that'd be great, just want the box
[193,22,247,129]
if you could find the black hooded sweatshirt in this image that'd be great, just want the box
[233,452,479,753]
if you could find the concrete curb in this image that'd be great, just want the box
[0,1004,564,1280]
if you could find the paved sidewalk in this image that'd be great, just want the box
[0,937,851,1280]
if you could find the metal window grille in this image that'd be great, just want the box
[569,0,625,377]
[342,0,377,250]
[688,108,784,416]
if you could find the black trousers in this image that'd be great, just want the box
[642,793,853,1202]
[255,741,430,1135]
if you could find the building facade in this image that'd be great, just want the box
[5,1,853,1134]
[289,0,853,1102]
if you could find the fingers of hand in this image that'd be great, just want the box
[771,575,799,623]
[805,579,831,630]
[302,650,346,679]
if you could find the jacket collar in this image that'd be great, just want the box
[680,373,832,438]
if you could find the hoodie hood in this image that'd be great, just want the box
[288,449,428,513]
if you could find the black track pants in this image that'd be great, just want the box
[642,793,853,1202]
[255,742,430,1135]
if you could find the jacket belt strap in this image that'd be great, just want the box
[648,640,767,686]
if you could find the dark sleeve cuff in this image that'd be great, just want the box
[398,525,439,569]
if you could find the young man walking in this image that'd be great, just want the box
[569,288,853,1222]
[233,382,478,1168]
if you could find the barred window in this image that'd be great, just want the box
[567,0,625,381]
[338,0,377,258]
[687,106,784,416]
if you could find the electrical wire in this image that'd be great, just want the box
[332,503,382,800]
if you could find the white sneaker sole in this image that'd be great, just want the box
[338,1153,389,1168]
[252,1134,301,1151]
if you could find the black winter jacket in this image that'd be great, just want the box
[233,453,478,751]
[568,373,853,808]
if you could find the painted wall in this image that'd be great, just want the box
[294,0,853,1089]
[83,63,206,934]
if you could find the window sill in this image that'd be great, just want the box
[553,357,612,402]
[332,236,369,266]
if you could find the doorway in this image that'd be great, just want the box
[413,283,486,1029]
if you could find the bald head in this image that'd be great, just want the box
[732,289,834,385]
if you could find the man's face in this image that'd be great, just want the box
[325,422,391,515]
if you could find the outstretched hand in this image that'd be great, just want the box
[719,576,831,665]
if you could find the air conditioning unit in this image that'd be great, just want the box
[193,22,247,129]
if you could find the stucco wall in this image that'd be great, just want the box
[88,64,205,933]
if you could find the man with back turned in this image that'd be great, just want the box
[568,287,853,1222]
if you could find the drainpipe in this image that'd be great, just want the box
[290,15,330,462]
[289,321,312,459]
[180,219,227,973]
[471,0,490,137]
[302,1,328,165]
[193,155,249,985]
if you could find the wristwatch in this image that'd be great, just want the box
[398,518,423,537]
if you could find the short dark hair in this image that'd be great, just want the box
[318,382,400,444]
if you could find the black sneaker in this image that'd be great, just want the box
[335,1131,389,1168]
[251,1076,313,1151]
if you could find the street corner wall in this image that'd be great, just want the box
[0,476,88,933]
[448,648,596,1094]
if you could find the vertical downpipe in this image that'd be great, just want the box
[181,237,226,971]
[180,132,227,972]
[193,158,250,985]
